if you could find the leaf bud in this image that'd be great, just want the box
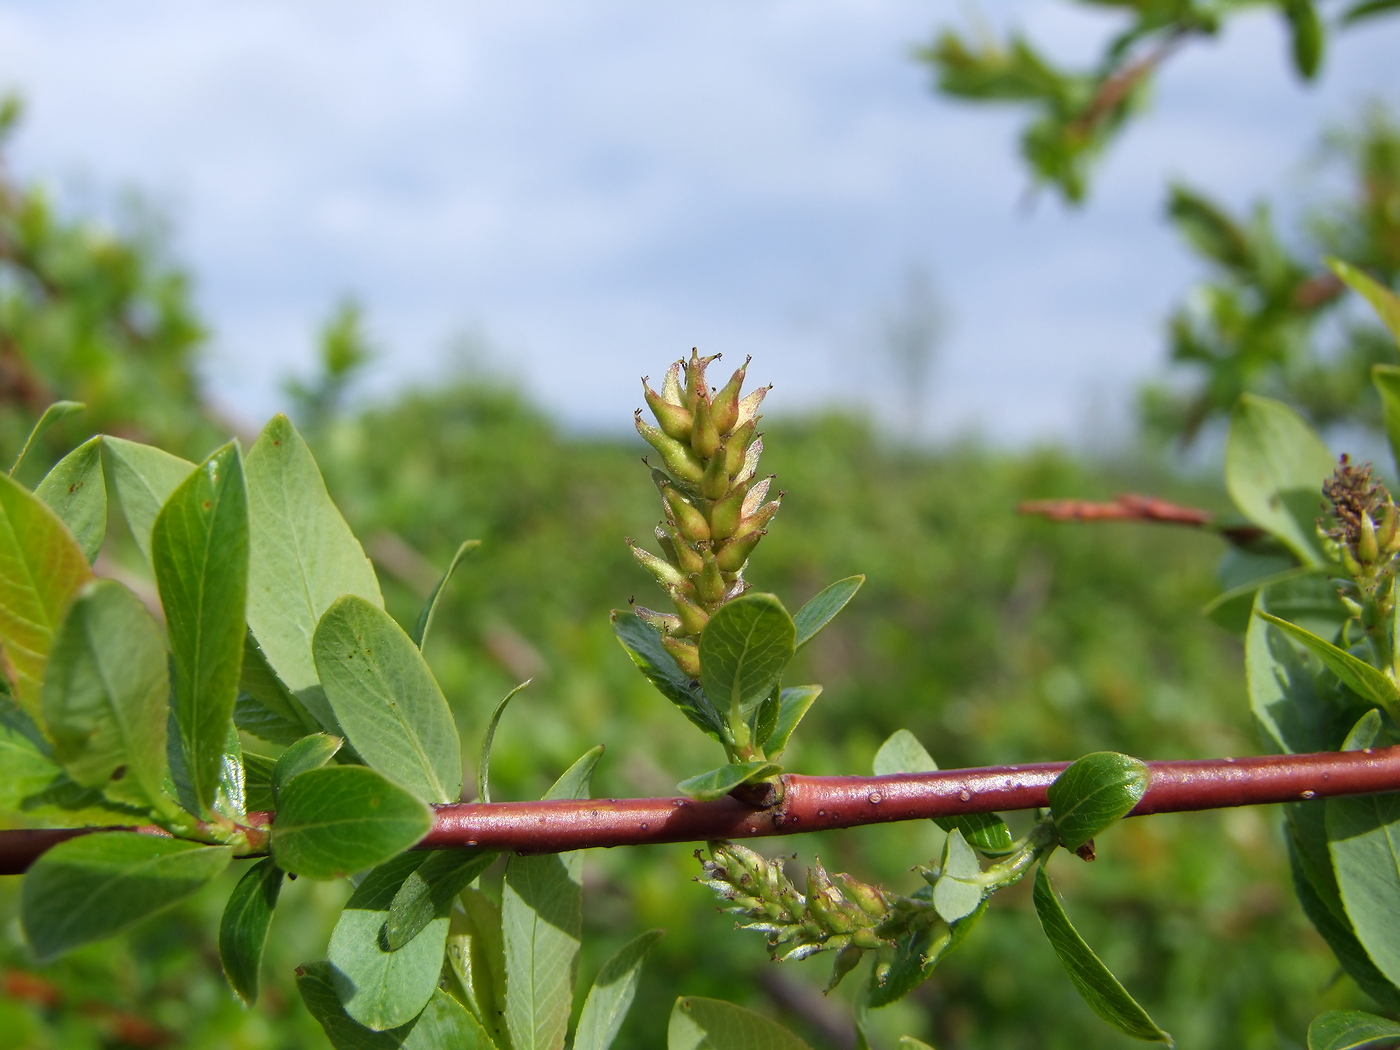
[636,410,705,486]
[630,538,691,593]
[692,395,721,460]
[736,384,771,429]
[668,587,711,636]
[715,529,765,573]
[662,636,701,678]
[643,378,694,440]
[698,548,727,606]
[700,444,731,500]
[709,481,748,542]
[711,356,750,435]
[721,420,757,477]
[663,484,711,544]
[634,604,682,636]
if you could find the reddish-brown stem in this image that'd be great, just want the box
[3,747,1399,875]
[1020,494,1265,543]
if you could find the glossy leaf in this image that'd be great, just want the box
[271,765,433,880]
[479,679,530,803]
[868,895,987,1008]
[760,685,820,757]
[153,442,248,815]
[699,593,795,726]
[314,595,460,804]
[874,729,1013,855]
[1328,791,1400,986]
[792,575,864,652]
[42,579,169,810]
[0,470,94,717]
[21,831,231,963]
[611,611,724,741]
[1224,394,1334,565]
[410,538,480,649]
[677,761,779,801]
[102,437,195,562]
[1033,868,1172,1045]
[35,437,105,563]
[244,750,277,811]
[384,848,497,951]
[668,996,814,1050]
[273,733,343,803]
[1047,752,1149,853]
[298,962,494,1050]
[1308,1010,1400,1050]
[575,929,663,1050]
[219,858,284,1005]
[1258,612,1400,721]
[244,414,382,731]
[1332,258,1400,345]
[9,401,84,478]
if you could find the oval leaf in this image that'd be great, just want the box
[1258,611,1400,721]
[1047,752,1148,853]
[298,962,495,1050]
[219,857,284,1005]
[761,685,821,758]
[101,437,195,563]
[35,436,106,564]
[272,733,343,803]
[272,765,433,880]
[668,996,814,1050]
[676,761,779,801]
[575,929,663,1050]
[611,611,724,741]
[792,575,864,652]
[1309,1010,1400,1050]
[384,848,498,951]
[698,593,795,725]
[9,401,84,479]
[1328,792,1400,987]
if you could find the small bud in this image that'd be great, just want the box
[1361,513,1380,565]
[635,605,682,636]
[630,539,691,592]
[722,420,757,477]
[715,529,764,573]
[669,587,711,635]
[692,395,721,460]
[644,378,694,440]
[736,384,771,429]
[662,636,701,678]
[636,411,705,486]
[709,481,748,541]
[700,445,731,500]
[711,356,750,435]
[698,548,727,605]
[663,484,711,544]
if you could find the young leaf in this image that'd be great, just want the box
[1308,1010,1400,1050]
[760,685,821,757]
[447,888,510,1044]
[314,595,462,804]
[676,761,779,801]
[667,996,814,1050]
[1373,366,1400,475]
[9,401,84,478]
[271,765,433,880]
[873,729,1013,855]
[873,728,936,776]
[297,962,495,1050]
[411,538,480,649]
[479,679,530,803]
[0,471,94,717]
[21,831,231,963]
[1033,868,1173,1046]
[219,858,284,1005]
[868,897,988,1008]
[328,853,450,1031]
[1258,612,1400,721]
[153,442,248,816]
[1331,258,1400,345]
[792,575,864,652]
[574,929,663,1050]
[273,733,343,803]
[1046,752,1149,853]
[42,579,170,811]
[244,750,277,811]
[35,436,105,563]
[698,592,796,727]
[1327,791,1400,986]
[102,437,195,563]
[502,747,600,1050]
[932,829,983,923]
[611,611,725,741]
[1224,394,1334,566]
[384,849,498,951]
[1342,709,1386,751]
[244,414,382,730]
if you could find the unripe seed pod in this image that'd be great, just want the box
[700,446,731,500]
[806,863,855,935]
[721,420,757,477]
[660,360,686,405]
[668,587,711,635]
[736,384,771,428]
[659,523,705,575]
[742,476,772,519]
[663,483,711,544]
[655,524,680,568]
[630,539,694,595]
[1342,546,1364,578]
[1381,502,1400,553]
[636,411,705,486]
[698,548,727,605]
[835,873,890,919]
[692,395,721,460]
[826,944,864,992]
[709,480,748,541]
[634,604,682,636]
[716,529,765,573]
[662,636,701,678]
[736,494,782,539]
[711,356,750,435]
[851,928,887,950]
[644,378,694,440]
[1361,513,1380,565]
[683,349,721,412]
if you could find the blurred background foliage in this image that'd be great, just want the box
[2,6,1400,1045]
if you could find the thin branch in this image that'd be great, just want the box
[2,747,1398,875]
[1020,493,1265,543]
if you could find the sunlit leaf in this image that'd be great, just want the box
[219,858,284,1005]
[35,437,105,563]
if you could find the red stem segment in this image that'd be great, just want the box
[3,746,1399,875]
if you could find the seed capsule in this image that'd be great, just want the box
[663,484,711,544]
[659,522,704,575]
[682,349,721,412]
[835,873,889,919]
[643,378,694,440]
[635,605,682,636]
[826,944,864,992]
[698,548,727,606]
[630,539,690,592]
[1361,512,1380,564]
[654,524,680,567]
[669,587,711,635]
[711,356,750,434]
[700,445,731,500]
[709,481,748,541]
[722,420,757,477]
[636,411,705,486]
[662,636,701,678]
[734,495,782,542]
[715,529,764,573]
[692,395,721,459]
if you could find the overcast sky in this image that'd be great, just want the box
[1,1,1397,444]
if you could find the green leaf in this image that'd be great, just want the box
[102,437,195,563]
[897,1041,936,1050]
[0,470,94,718]
[411,539,480,649]
[244,414,382,732]
[611,611,724,742]
[868,893,986,1008]
[1373,366,1400,478]
[932,830,983,923]
[1343,709,1387,751]
[239,631,320,739]
[273,733,343,803]
[760,685,821,758]
[1332,258,1400,345]
[9,401,84,478]
[479,679,530,803]
[298,962,495,1050]
[447,888,510,1044]
[1033,868,1173,1045]
[792,575,864,652]
[327,853,450,1031]
[384,848,498,951]
[1281,0,1323,79]
[874,728,936,776]
[314,595,461,804]
[153,442,248,816]
[219,858,284,1005]
[667,996,814,1050]
[21,831,231,963]
[676,761,780,801]
[1047,752,1148,853]
[1258,612,1400,721]
[244,750,277,811]
[0,701,67,813]
[1328,791,1400,987]
[35,437,105,563]
[41,579,170,811]
[502,748,600,1050]
[1308,1010,1400,1050]
[874,729,1013,855]
[574,929,663,1050]
[271,765,433,880]
[699,593,796,729]
[1224,394,1334,566]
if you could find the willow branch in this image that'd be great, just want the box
[1020,493,1265,543]
[3,746,1399,875]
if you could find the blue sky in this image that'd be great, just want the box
[1,1,1397,444]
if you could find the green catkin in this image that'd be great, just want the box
[662,484,711,544]
[643,378,694,440]
[635,411,705,486]
[710,356,750,434]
